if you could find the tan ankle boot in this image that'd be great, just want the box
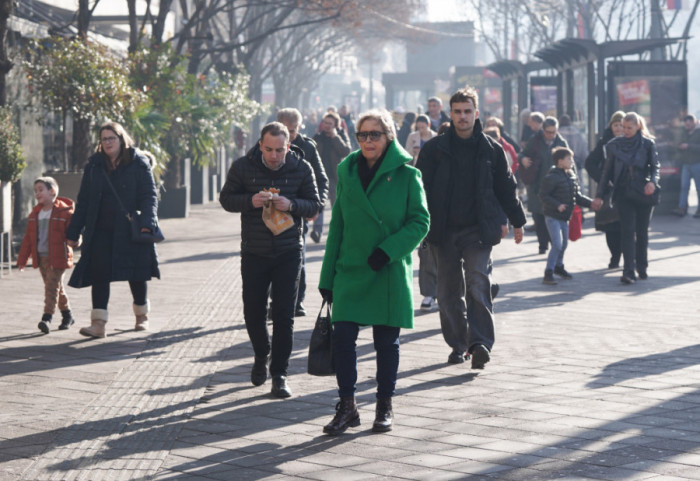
[134,301,149,331]
[79,309,108,338]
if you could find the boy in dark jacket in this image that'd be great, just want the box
[17,177,76,333]
[539,147,596,285]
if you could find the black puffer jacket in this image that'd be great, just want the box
[219,144,321,257]
[292,134,329,209]
[539,167,592,221]
[416,119,526,247]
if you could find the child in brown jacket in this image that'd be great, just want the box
[17,177,77,333]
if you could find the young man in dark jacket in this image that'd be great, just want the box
[219,122,321,398]
[416,87,526,370]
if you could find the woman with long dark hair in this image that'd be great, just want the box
[66,122,160,337]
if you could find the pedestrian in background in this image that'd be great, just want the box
[17,176,76,333]
[405,114,437,165]
[585,111,624,269]
[592,112,660,284]
[312,111,351,243]
[319,109,429,435]
[673,114,700,217]
[220,122,320,398]
[66,122,160,338]
[539,147,595,285]
[396,111,416,149]
[277,108,329,316]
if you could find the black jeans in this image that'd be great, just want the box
[616,196,652,278]
[90,228,147,309]
[605,228,622,266]
[532,212,551,251]
[332,321,400,399]
[241,249,302,377]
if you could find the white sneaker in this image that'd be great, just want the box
[420,296,435,311]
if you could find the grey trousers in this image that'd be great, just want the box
[434,228,495,354]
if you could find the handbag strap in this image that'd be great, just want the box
[101,169,132,221]
[319,299,332,318]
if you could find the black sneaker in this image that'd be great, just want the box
[471,344,491,369]
[310,231,321,243]
[59,310,75,330]
[554,265,572,279]
[251,356,269,386]
[295,303,307,317]
[620,275,636,285]
[38,314,51,334]
[637,270,648,280]
[490,283,500,299]
[447,350,466,364]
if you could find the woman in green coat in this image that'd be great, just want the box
[319,109,429,436]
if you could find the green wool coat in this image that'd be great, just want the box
[319,140,430,329]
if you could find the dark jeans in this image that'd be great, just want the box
[241,249,302,377]
[616,196,652,278]
[332,321,400,399]
[532,213,551,251]
[605,229,622,266]
[90,228,147,309]
[435,228,494,354]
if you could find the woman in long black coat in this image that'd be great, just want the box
[66,122,160,338]
[585,111,624,268]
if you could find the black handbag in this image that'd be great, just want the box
[102,170,165,243]
[624,167,660,207]
[307,300,335,376]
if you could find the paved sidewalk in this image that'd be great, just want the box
[1,202,700,480]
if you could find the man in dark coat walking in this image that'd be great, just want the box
[417,87,526,371]
[219,122,321,399]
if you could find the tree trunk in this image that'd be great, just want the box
[0,0,13,107]
[71,118,92,172]
[78,0,91,40]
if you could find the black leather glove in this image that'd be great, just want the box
[319,288,333,304]
[367,248,390,271]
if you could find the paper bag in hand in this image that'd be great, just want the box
[261,188,295,235]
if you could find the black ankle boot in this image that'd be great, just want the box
[323,396,360,436]
[59,310,75,330]
[372,398,393,433]
[38,314,51,334]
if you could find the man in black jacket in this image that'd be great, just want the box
[519,117,569,254]
[277,108,329,316]
[219,122,321,398]
[416,87,526,370]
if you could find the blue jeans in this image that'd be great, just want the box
[241,249,301,377]
[544,216,569,271]
[332,321,400,399]
[434,227,494,354]
[679,163,700,210]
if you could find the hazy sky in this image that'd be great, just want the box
[425,0,474,21]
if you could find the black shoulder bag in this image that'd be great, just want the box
[102,170,165,244]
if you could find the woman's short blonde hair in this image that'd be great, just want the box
[356,109,396,142]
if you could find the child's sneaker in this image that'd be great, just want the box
[554,265,573,279]
[542,269,558,285]
[59,310,75,330]
[38,314,52,334]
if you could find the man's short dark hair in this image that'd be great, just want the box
[684,114,697,123]
[449,87,479,110]
[260,122,290,143]
[543,116,558,130]
[551,146,573,164]
[558,114,572,127]
[427,96,442,106]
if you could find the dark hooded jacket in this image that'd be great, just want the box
[416,119,526,247]
[219,144,321,257]
[66,148,160,288]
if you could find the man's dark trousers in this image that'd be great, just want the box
[241,249,302,377]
